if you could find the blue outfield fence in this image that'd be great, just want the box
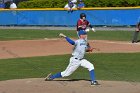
[0,8,140,26]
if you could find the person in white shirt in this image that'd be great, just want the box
[71,0,77,3]
[64,0,77,13]
[10,1,17,9]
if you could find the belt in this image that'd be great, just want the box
[74,58,83,60]
[72,56,83,60]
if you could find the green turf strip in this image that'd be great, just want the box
[0,53,140,82]
[0,29,137,41]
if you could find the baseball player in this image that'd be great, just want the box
[132,21,140,43]
[77,13,95,38]
[45,30,99,86]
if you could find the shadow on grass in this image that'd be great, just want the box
[45,79,90,82]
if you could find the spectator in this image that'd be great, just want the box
[132,21,140,43]
[71,0,77,3]
[77,0,85,9]
[10,1,17,9]
[64,0,77,13]
[0,0,5,8]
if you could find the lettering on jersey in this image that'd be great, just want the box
[80,42,86,46]
[82,25,87,29]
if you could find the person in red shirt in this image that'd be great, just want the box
[77,13,95,38]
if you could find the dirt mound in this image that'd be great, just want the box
[0,78,140,93]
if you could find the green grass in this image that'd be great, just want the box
[0,29,137,41]
[0,29,139,82]
[0,53,140,82]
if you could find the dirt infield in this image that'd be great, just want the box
[0,39,140,59]
[0,39,140,93]
[0,78,140,93]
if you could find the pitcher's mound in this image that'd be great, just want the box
[0,78,140,93]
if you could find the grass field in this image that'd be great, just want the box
[0,29,140,82]
[0,53,140,82]
[0,29,136,41]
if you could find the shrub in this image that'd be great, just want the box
[18,0,140,8]
[18,0,66,8]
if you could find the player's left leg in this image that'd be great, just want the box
[45,57,80,81]
[61,57,81,77]
[137,31,140,42]
[80,59,99,85]
[77,31,80,39]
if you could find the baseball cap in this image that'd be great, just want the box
[78,30,87,36]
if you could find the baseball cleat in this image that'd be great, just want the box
[44,73,53,81]
[132,40,137,43]
[137,40,140,42]
[91,80,99,86]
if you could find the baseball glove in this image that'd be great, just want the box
[86,43,93,52]
[86,47,93,52]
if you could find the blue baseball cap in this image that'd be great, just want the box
[78,30,87,36]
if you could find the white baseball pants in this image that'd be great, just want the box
[61,57,94,77]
